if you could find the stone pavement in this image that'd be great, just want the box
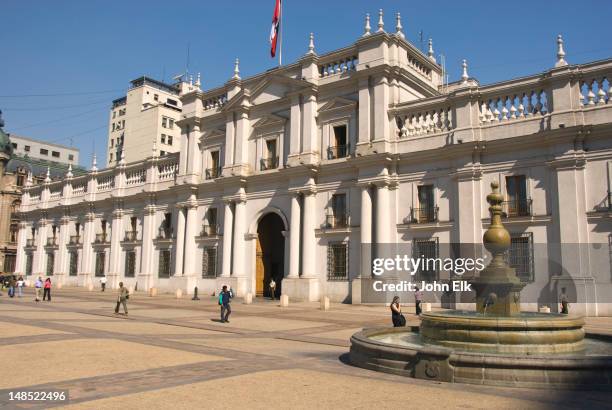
[0,287,611,409]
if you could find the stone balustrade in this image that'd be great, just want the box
[479,85,550,124]
[96,172,115,191]
[157,157,179,181]
[202,89,228,111]
[397,102,454,138]
[318,54,358,78]
[125,166,146,186]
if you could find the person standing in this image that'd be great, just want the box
[219,285,233,323]
[34,276,43,302]
[100,276,107,292]
[390,296,406,327]
[269,277,276,300]
[560,287,569,314]
[114,282,129,315]
[43,278,52,301]
[8,276,16,298]
[16,276,24,298]
[414,286,423,316]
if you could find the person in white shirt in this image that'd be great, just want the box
[100,276,107,292]
[16,276,24,298]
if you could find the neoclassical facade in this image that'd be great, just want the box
[15,14,612,315]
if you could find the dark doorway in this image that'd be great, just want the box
[256,213,285,298]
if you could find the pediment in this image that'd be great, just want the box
[319,97,357,113]
[201,128,226,140]
[252,114,287,129]
[249,75,313,106]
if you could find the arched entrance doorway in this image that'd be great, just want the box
[256,213,285,298]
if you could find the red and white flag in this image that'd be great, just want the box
[269,0,281,58]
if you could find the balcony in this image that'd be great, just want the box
[69,235,81,245]
[26,238,35,247]
[94,233,109,243]
[409,206,439,224]
[157,226,173,240]
[200,224,219,237]
[327,145,348,160]
[124,230,138,242]
[502,198,532,218]
[260,156,279,171]
[46,237,58,246]
[326,213,349,229]
[205,167,222,180]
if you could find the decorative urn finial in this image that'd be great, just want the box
[377,9,384,32]
[555,34,568,67]
[233,58,240,80]
[395,12,404,38]
[427,39,436,63]
[306,32,315,55]
[363,13,371,37]
[461,59,469,84]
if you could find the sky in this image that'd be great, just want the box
[2,0,612,167]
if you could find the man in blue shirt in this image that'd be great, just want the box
[219,285,233,323]
[34,277,43,302]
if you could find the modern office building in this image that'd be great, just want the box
[10,134,79,165]
[107,76,199,166]
[15,12,612,315]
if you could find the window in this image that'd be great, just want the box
[161,117,168,128]
[125,251,136,277]
[109,153,113,162]
[505,175,530,217]
[167,135,173,146]
[413,185,437,223]
[111,139,114,147]
[16,175,24,187]
[95,252,105,277]
[40,148,48,155]
[158,250,171,278]
[9,224,17,243]
[329,193,348,228]
[112,123,116,132]
[69,252,78,276]
[154,94,159,101]
[202,247,218,277]
[167,98,178,106]
[159,213,172,238]
[207,151,220,179]
[161,134,166,144]
[4,254,16,273]
[261,139,278,170]
[329,125,348,159]
[46,253,55,276]
[509,232,534,283]
[327,242,348,280]
[12,143,17,149]
[413,238,440,281]
[202,208,218,235]
[168,119,174,129]
[68,154,74,161]
[160,150,166,156]
[26,254,33,276]
[24,145,30,152]
[52,151,60,158]
[113,111,116,119]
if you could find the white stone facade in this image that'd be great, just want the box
[16,21,612,315]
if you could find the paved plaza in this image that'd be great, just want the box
[0,288,611,409]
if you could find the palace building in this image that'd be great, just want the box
[15,12,612,315]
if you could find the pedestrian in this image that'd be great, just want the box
[16,276,24,298]
[560,287,569,314]
[114,282,129,315]
[43,278,52,301]
[100,276,107,292]
[269,277,276,300]
[414,286,423,315]
[390,296,406,327]
[8,276,16,298]
[219,285,233,323]
[34,276,43,302]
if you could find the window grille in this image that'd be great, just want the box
[125,251,136,278]
[327,242,348,280]
[202,247,218,278]
[158,250,171,278]
[95,252,105,277]
[413,238,440,281]
[508,232,534,283]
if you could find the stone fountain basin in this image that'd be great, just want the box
[350,323,612,389]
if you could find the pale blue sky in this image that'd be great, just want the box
[2,0,611,166]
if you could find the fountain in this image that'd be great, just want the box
[350,182,612,388]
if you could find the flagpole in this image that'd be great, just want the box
[278,0,283,66]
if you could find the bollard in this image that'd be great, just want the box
[135,282,138,292]
[244,292,253,304]
[192,286,200,301]
[320,296,330,311]
[423,302,432,312]
[149,287,157,297]
[175,288,183,299]
[280,294,289,307]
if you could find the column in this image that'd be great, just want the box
[289,95,301,155]
[288,193,301,278]
[186,124,202,175]
[375,183,390,245]
[373,75,389,141]
[302,93,318,155]
[301,189,317,277]
[223,113,235,171]
[56,217,70,275]
[139,205,156,277]
[234,111,249,166]
[34,221,48,275]
[108,209,124,276]
[360,185,372,244]
[173,207,186,276]
[221,201,233,277]
[183,204,198,275]
[357,77,371,144]
[14,222,27,275]
[232,198,246,276]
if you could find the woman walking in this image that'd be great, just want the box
[390,296,406,327]
[16,276,24,298]
[43,278,52,301]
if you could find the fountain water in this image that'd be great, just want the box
[350,182,612,388]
